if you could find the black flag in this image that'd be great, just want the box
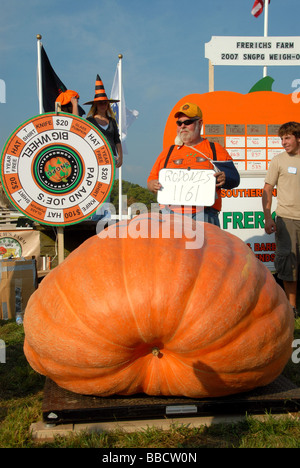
[40,46,85,116]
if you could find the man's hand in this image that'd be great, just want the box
[264,216,276,235]
[215,171,226,188]
[147,179,162,193]
[115,154,123,168]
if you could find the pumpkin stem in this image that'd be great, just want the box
[152,346,160,357]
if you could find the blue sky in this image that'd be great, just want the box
[1,0,300,187]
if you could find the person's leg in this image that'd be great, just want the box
[275,217,299,318]
[203,208,220,227]
[283,280,297,308]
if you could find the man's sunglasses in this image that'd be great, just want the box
[176,118,199,127]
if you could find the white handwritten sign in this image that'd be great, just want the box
[157,169,216,206]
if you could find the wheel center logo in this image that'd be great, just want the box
[34,145,82,194]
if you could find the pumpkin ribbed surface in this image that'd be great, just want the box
[23,214,294,398]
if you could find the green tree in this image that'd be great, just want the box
[110,180,157,212]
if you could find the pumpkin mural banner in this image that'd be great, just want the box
[163,90,300,173]
[23,214,294,398]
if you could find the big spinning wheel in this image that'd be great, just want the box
[0,113,115,226]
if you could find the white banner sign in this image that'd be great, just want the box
[205,36,300,66]
[220,175,277,271]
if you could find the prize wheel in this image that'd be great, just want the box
[0,113,115,226]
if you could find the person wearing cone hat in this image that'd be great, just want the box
[84,75,123,168]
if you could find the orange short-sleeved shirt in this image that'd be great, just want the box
[148,139,232,212]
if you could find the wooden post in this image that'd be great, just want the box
[57,227,64,264]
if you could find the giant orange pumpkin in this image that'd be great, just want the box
[23,214,294,398]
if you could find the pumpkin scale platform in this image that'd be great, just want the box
[23,213,294,398]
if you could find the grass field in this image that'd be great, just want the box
[1,315,300,448]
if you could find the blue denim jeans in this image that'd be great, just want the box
[202,207,220,227]
[161,207,220,227]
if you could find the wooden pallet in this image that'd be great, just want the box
[42,375,300,426]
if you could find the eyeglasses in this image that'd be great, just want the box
[176,118,199,127]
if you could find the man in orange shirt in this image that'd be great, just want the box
[147,102,239,226]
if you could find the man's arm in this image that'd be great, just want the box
[213,142,240,189]
[147,149,169,193]
[262,183,276,234]
[70,96,79,116]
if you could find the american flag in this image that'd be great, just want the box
[251,0,270,18]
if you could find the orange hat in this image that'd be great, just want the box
[174,102,203,119]
[83,74,119,105]
[55,89,79,106]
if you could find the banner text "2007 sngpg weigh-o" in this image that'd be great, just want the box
[205,36,300,66]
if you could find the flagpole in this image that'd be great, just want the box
[37,34,64,265]
[36,34,43,114]
[263,0,269,77]
[118,54,123,221]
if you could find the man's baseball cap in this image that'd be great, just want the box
[174,102,203,119]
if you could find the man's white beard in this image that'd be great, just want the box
[179,126,200,145]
